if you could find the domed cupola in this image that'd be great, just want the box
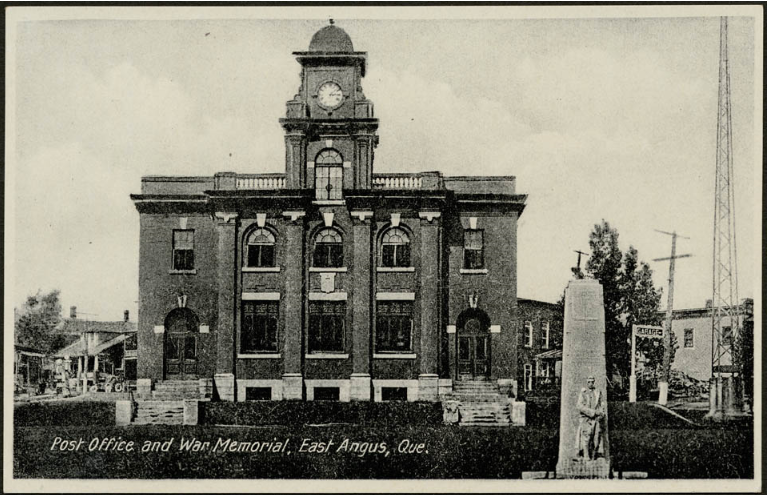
[281,20,378,190]
[308,22,355,53]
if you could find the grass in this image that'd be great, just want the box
[13,401,754,479]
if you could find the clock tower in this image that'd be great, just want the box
[280,22,379,193]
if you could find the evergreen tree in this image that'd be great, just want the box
[15,290,66,353]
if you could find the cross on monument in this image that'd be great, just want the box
[574,249,589,271]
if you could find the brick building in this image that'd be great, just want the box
[131,23,526,402]
[516,298,563,396]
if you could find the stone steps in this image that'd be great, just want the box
[452,381,512,426]
[133,400,184,425]
[151,380,202,401]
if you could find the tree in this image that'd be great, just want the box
[15,290,66,353]
[580,221,668,383]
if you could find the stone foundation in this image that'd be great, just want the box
[214,373,235,401]
[237,379,284,401]
[417,374,439,401]
[350,374,371,401]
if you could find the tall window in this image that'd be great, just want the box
[376,302,414,352]
[246,228,276,267]
[241,302,279,353]
[313,228,344,268]
[172,230,195,270]
[684,328,694,348]
[315,149,343,200]
[309,302,345,353]
[463,230,484,269]
[524,321,533,347]
[542,321,550,349]
[381,228,411,268]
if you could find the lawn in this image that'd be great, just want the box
[13,400,753,479]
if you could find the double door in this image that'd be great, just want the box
[458,334,490,379]
[164,333,198,379]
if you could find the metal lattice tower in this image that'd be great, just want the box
[711,17,740,378]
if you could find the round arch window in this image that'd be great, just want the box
[246,228,276,267]
[381,227,411,268]
[315,149,343,201]
[313,228,344,268]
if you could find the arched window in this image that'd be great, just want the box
[313,228,344,268]
[381,227,411,268]
[245,228,276,267]
[315,149,343,200]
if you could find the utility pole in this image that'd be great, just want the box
[653,230,691,405]
[708,16,742,420]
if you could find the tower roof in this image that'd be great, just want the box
[308,23,354,52]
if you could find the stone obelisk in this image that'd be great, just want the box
[556,278,611,479]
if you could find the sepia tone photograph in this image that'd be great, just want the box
[4,5,761,492]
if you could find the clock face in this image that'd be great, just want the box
[317,81,344,109]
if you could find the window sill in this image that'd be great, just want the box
[238,353,281,359]
[373,353,416,360]
[305,353,349,360]
[460,268,488,275]
[309,267,348,272]
[242,267,281,273]
[313,200,345,206]
[377,267,415,273]
[169,269,197,274]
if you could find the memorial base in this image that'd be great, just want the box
[556,458,611,479]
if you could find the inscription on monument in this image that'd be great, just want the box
[572,289,601,321]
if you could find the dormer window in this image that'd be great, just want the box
[315,149,343,200]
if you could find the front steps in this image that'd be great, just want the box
[127,380,205,425]
[450,380,514,427]
[150,380,203,400]
[133,400,184,425]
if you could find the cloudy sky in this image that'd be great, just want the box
[7,7,760,322]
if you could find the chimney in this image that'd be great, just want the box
[124,310,130,322]
[705,299,712,309]
[70,306,77,319]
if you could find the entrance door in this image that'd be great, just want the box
[164,308,199,379]
[457,311,491,380]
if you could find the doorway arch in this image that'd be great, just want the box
[164,308,199,380]
[456,308,491,380]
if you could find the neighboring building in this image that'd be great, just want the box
[516,299,563,396]
[14,345,46,392]
[130,23,527,402]
[54,308,138,384]
[668,298,754,382]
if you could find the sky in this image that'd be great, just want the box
[7,7,761,322]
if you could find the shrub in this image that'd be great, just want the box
[14,401,115,426]
[526,400,705,430]
[201,401,444,427]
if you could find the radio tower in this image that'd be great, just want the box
[707,16,742,420]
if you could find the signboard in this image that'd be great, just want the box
[634,325,664,339]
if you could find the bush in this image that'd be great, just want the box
[526,401,705,430]
[14,401,115,426]
[201,401,444,427]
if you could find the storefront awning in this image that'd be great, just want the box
[54,333,132,358]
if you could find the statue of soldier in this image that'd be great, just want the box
[576,376,605,461]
